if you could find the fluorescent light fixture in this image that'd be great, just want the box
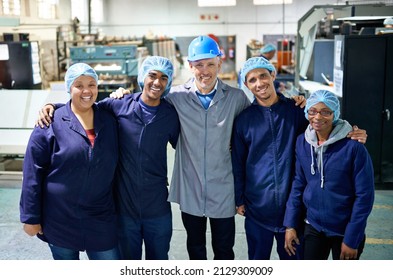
[198,0,236,7]
[253,0,293,5]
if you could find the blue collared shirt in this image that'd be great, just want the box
[195,80,218,109]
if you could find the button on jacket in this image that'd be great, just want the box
[20,101,119,251]
[98,93,180,219]
[167,78,251,218]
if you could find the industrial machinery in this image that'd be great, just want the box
[0,41,42,90]
[334,33,393,188]
[295,3,393,89]
[69,44,141,101]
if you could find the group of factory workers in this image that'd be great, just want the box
[20,35,373,261]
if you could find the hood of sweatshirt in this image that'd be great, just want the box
[304,119,353,188]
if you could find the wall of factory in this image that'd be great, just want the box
[97,0,340,69]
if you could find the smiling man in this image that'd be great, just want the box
[166,35,251,260]
[105,56,180,260]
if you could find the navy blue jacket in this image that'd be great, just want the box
[231,94,308,232]
[284,134,374,249]
[98,93,180,219]
[20,101,119,251]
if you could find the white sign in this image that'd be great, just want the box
[0,44,9,61]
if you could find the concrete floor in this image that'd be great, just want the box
[0,173,249,260]
[0,145,392,260]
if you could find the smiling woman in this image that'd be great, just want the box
[68,66,98,129]
[64,63,99,134]
[19,63,120,260]
[284,90,375,260]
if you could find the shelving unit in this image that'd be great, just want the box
[56,26,97,80]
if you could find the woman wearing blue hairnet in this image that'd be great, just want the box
[284,90,374,260]
[35,56,180,260]
[20,63,120,260]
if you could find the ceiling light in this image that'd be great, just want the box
[253,0,293,5]
[198,0,236,7]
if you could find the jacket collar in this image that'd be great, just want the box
[130,91,170,123]
[251,91,289,108]
[62,100,103,137]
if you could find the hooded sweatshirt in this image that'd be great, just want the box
[284,119,375,249]
[304,119,352,189]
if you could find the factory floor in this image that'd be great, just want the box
[0,65,392,261]
[0,147,393,260]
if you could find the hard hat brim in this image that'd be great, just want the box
[187,53,221,62]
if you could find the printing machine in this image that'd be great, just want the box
[294,2,393,94]
[69,44,141,101]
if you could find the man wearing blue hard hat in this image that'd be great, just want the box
[165,35,251,260]
[36,56,180,260]
[231,57,368,260]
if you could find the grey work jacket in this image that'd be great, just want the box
[166,78,251,218]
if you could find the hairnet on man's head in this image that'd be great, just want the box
[65,63,98,93]
[384,17,393,26]
[260,43,277,54]
[240,56,276,84]
[305,90,340,124]
[137,56,174,97]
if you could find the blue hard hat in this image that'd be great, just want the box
[305,90,340,124]
[187,35,222,62]
[137,56,174,97]
[65,63,98,93]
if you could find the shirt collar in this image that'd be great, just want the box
[194,79,218,95]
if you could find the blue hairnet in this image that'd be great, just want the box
[64,63,98,93]
[137,56,174,97]
[240,56,276,84]
[384,17,393,25]
[260,43,276,54]
[305,90,340,124]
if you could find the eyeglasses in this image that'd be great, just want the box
[307,108,333,117]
